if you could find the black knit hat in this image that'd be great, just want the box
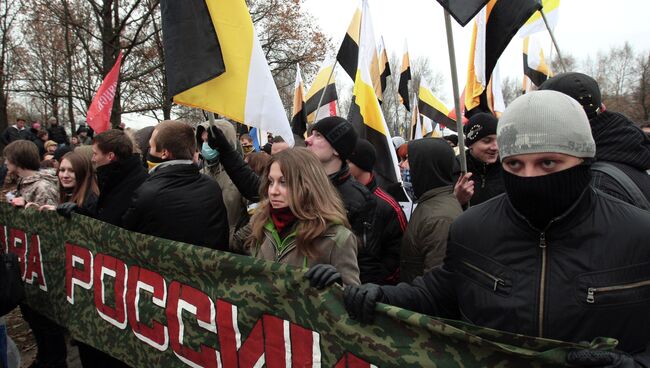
[464,113,498,146]
[311,116,358,160]
[539,72,602,120]
[348,138,376,172]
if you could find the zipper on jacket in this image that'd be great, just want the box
[462,261,505,291]
[481,164,487,188]
[586,279,650,304]
[538,232,547,337]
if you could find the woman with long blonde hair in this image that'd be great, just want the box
[234,147,360,286]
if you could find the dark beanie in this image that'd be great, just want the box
[464,113,498,146]
[539,72,601,120]
[53,145,72,161]
[311,116,358,160]
[348,138,376,172]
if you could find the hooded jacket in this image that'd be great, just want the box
[401,138,463,282]
[95,155,148,227]
[381,187,650,357]
[16,170,59,206]
[589,111,650,207]
[122,161,229,251]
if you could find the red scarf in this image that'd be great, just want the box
[269,206,297,234]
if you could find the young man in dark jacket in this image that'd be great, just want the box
[46,117,68,145]
[344,91,650,367]
[540,72,650,209]
[122,120,229,250]
[454,113,505,207]
[348,138,407,284]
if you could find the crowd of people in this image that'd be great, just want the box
[1,72,650,367]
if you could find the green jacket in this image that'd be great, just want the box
[400,186,462,282]
[233,220,361,286]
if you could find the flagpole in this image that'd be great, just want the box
[540,9,567,73]
[443,11,468,173]
[315,60,339,117]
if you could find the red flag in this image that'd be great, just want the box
[87,52,123,134]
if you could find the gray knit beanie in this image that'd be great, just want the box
[497,90,595,159]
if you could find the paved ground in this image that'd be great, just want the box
[6,308,81,368]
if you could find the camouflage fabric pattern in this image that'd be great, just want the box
[15,170,59,206]
[0,203,618,367]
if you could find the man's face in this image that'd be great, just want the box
[92,144,113,167]
[502,152,583,177]
[469,134,499,164]
[40,133,49,142]
[79,131,88,138]
[305,130,336,162]
[16,119,25,129]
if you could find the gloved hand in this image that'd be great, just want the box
[343,283,383,324]
[567,349,639,367]
[207,125,233,152]
[56,202,79,218]
[305,264,342,289]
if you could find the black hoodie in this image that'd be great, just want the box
[409,138,455,199]
[589,111,650,206]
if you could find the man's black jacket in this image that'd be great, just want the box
[95,155,148,227]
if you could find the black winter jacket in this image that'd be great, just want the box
[365,177,406,285]
[1,126,22,145]
[589,111,650,207]
[47,125,68,145]
[380,188,650,355]
[458,151,505,206]
[329,163,378,284]
[122,162,229,251]
[95,155,148,227]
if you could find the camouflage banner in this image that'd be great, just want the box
[0,203,614,367]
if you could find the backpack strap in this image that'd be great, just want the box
[591,161,650,210]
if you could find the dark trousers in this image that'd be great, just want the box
[20,304,67,368]
[77,342,131,368]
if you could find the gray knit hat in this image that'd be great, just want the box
[497,90,595,159]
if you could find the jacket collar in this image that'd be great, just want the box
[149,159,194,174]
[328,162,352,187]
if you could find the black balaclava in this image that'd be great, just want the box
[408,138,455,199]
[503,163,592,230]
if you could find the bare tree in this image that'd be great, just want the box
[0,0,24,134]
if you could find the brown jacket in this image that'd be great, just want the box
[400,186,462,282]
[233,221,361,286]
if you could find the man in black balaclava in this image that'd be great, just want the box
[343,91,650,368]
[398,138,462,282]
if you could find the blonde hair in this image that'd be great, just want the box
[247,147,349,258]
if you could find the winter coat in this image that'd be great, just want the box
[458,150,505,206]
[328,163,378,284]
[366,177,407,285]
[47,125,68,145]
[1,126,23,145]
[20,128,39,142]
[400,186,462,282]
[78,136,93,146]
[589,111,650,207]
[34,139,46,158]
[122,161,229,251]
[233,221,360,286]
[381,188,650,356]
[16,171,59,206]
[95,155,148,227]
[401,138,462,282]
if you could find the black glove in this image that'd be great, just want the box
[567,349,639,368]
[343,283,383,324]
[305,264,342,289]
[56,202,79,218]
[208,125,233,152]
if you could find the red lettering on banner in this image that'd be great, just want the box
[24,234,47,291]
[348,352,374,368]
[263,315,288,368]
[216,300,241,367]
[126,265,168,351]
[291,323,320,367]
[7,228,27,278]
[65,243,93,304]
[236,319,265,368]
[94,253,128,329]
[166,281,218,368]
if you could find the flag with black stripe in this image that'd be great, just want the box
[378,36,390,103]
[436,0,490,26]
[291,64,308,137]
[418,83,457,131]
[398,41,411,111]
[336,7,361,82]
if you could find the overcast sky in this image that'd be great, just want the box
[124,0,650,128]
[303,0,650,105]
